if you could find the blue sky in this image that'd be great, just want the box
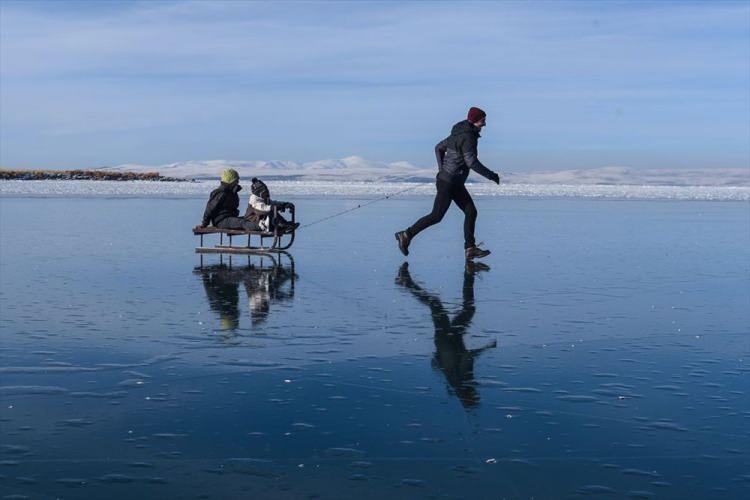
[1,0,748,170]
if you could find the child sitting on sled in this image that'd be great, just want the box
[244,178,299,234]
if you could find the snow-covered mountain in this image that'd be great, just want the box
[102,156,437,182]
[504,166,750,187]
[100,158,750,186]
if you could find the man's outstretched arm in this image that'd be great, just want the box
[462,135,499,183]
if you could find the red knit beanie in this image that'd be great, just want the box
[467,106,486,123]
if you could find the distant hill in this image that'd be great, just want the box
[92,157,748,186]
[0,169,184,182]
[100,156,437,183]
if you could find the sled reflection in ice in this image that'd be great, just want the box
[396,261,496,408]
[195,254,296,336]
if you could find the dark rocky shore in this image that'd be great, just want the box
[0,169,186,181]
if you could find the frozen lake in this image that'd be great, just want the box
[1,195,749,499]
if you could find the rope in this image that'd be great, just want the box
[297,184,423,230]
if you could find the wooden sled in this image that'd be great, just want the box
[194,206,296,254]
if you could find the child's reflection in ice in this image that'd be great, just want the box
[195,255,296,339]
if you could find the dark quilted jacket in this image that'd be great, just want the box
[435,120,494,184]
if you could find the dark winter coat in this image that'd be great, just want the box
[202,182,242,226]
[435,120,495,184]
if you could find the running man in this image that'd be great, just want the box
[395,107,500,260]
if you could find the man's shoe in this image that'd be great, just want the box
[465,245,491,260]
[395,231,410,256]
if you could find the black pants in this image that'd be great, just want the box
[408,179,477,249]
[215,217,260,231]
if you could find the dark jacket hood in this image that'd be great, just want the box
[451,120,480,138]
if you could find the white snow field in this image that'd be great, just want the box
[1,179,748,200]
[2,157,748,200]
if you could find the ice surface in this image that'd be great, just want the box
[1,197,748,499]
[2,179,749,200]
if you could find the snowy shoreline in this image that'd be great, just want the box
[1,180,748,201]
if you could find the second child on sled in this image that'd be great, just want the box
[244,177,299,234]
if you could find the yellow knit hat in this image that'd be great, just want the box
[221,168,239,184]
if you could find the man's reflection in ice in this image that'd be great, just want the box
[195,254,296,336]
[396,261,496,408]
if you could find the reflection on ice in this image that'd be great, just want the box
[396,262,497,408]
[194,254,296,334]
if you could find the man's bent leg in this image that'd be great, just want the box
[452,184,477,249]
[407,180,452,239]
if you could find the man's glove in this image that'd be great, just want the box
[490,171,500,184]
